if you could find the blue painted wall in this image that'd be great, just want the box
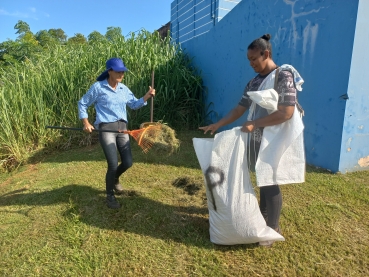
[339,0,369,173]
[171,0,241,44]
[170,0,367,173]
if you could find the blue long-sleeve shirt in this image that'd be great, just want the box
[78,79,146,125]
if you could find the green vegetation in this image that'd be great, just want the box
[0,21,204,170]
[0,131,368,276]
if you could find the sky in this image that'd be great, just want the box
[0,0,174,42]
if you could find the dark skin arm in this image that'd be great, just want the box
[199,103,294,135]
[241,105,294,132]
[199,105,247,135]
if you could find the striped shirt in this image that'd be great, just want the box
[78,79,146,125]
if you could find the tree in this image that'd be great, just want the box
[48,28,67,43]
[36,28,67,46]
[87,31,106,44]
[0,40,19,65]
[20,32,39,46]
[35,30,57,47]
[68,33,87,44]
[14,20,31,39]
[0,38,41,65]
[11,20,40,60]
[105,27,123,41]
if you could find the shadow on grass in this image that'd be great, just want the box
[0,184,257,250]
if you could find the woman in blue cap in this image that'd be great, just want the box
[78,57,155,209]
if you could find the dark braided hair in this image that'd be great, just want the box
[247,34,273,59]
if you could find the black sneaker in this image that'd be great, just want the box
[106,195,121,209]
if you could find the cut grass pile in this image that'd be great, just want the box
[0,131,368,276]
[144,123,181,155]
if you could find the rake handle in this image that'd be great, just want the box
[151,70,154,123]
[45,126,124,133]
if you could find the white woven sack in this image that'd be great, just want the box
[193,127,284,245]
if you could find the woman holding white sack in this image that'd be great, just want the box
[199,33,305,247]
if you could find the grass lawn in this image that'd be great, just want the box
[0,130,368,277]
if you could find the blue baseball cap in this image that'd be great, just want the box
[96,58,128,81]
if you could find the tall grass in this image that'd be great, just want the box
[0,30,204,169]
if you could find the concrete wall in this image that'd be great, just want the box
[171,0,368,173]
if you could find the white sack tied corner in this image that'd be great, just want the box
[193,128,284,245]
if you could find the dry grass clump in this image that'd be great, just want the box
[145,123,180,155]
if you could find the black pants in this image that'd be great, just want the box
[259,185,282,230]
[99,121,133,196]
[249,139,282,231]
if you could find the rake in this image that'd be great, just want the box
[46,125,162,153]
